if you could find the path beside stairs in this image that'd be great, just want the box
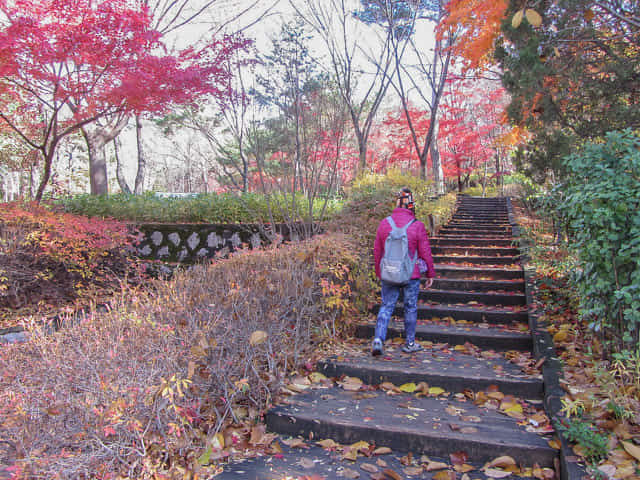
[221,196,558,479]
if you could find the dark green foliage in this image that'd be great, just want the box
[496,0,640,179]
[557,129,640,355]
[556,416,609,463]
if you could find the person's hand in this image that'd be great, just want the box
[425,277,434,289]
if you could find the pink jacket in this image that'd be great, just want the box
[374,207,436,280]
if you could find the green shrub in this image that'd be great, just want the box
[59,191,343,224]
[347,169,455,229]
[557,416,609,463]
[503,173,544,211]
[558,129,640,355]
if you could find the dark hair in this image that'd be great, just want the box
[397,187,415,211]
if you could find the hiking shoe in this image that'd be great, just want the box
[371,338,384,356]
[402,342,423,353]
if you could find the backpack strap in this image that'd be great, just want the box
[386,216,415,232]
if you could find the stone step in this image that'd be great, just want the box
[431,237,516,247]
[433,255,520,266]
[418,289,526,306]
[451,214,510,220]
[438,229,512,237]
[422,304,527,323]
[376,303,529,324]
[355,321,532,351]
[266,387,556,467]
[218,444,507,480]
[317,343,543,398]
[451,211,508,216]
[447,222,512,228]
[446,227,512,234]
[435,264,524,280]
[432,246,520,256]
[430,278,525,293]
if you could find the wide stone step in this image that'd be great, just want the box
[419,289,526,306]
[438,229,512,237]
[451,214,510,220]
[452,210,508,216]
[431,237,516,247]
[266,388,556,467]
[317,343,543,398]
[435,264,524,280]
[433,255,520,266]
[430,278,525,293]
[377,303,529,324]
[355,321,532,351]
[432,246,520,256]
[219,443,513,480]
[447,222,512,228]
[448,222,511,228]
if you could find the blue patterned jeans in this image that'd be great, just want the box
[374,279,420,344]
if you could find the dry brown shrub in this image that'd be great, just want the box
[0,233,364,479]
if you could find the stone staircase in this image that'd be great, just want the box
[221,196,558,478]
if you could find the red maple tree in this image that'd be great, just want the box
[439,76,518,191]
[367,105,431,175]
[0,0,249,200]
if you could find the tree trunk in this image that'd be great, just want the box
[35,148,55,202]
[134,115,146,194]
[81,117,129,195]
[430,117,444,194]
[114,137,132,194]
[83,128,109,195]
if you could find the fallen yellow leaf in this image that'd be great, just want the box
[399,382,418,393]
[621,441,640,462]
[249,330,268,346]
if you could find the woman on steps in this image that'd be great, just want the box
[372,188,436,356]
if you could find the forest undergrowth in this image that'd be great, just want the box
[513,201,640,479]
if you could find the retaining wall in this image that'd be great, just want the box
[134,223,316,262]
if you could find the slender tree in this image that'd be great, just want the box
[0,0,249,200]
[295,0,395,173]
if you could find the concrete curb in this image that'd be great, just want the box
[506,197,588,480]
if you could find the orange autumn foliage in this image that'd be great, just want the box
[438,0,508,71]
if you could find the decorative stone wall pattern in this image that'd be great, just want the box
[135,223,316,263]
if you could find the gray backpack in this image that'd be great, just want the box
[380,217,417,285]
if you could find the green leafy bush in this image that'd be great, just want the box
[347,169,456,229]
[557,416,609,463]
[558,129,640,355]
[59,191,343,224]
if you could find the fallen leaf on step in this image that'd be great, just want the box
[433,470,456,480]
[404,466,424,476]
[454,464,475,473]
[450,451,468,465]
[282,437,307,448]
[361,463,379,473]
[484,468,512,478]
[426,461,449,471]
[373,447,392,455]
[340,467,360,478]
[487,456,516,468]
[383,468,402,480]
[317,438,339,449]
[621,440,640,462]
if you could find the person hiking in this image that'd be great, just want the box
[372,188,436,356]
